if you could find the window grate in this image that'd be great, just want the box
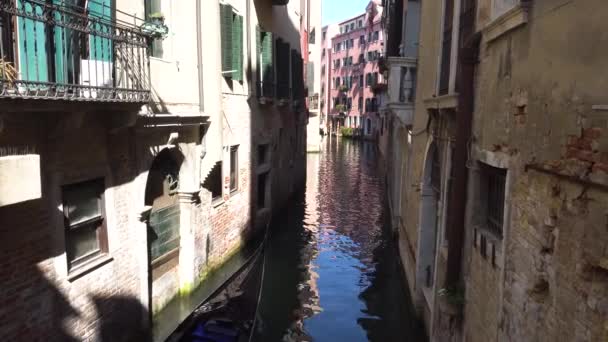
[484,164,507,237]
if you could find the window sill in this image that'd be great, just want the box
[484,4,530,43]
[212,198,225,208]
[67,254,113,282]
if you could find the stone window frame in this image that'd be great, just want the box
[50,167,116,282]
[470,149,513,270]
[62,178,109,274]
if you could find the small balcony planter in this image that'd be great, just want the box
[0,59,17,93]
[335,104,346,113]
[141,12,169,40]
[339,85,349,92]
[437,286,465,317]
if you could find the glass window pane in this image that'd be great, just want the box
[64,181,102,225]
[66,224,100,264]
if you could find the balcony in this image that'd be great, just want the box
[0,0,151,104]
[385,56,417,126]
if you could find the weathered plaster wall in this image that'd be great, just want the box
[401,0,443,312]
[465,0,608,341]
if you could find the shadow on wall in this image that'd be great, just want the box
[0,197,150,342]
[245,0,306,239]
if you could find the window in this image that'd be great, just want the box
[145,0,164,58]
[358,20,363,28]
[309,28,316,44]
[365,98,370,112]
[335,77,340,88]
[439,0,454,95]
[275,38,291,99]
[359,74,364,85]
[482,164,507,237]
[322,30,327,41]
[348,56,353,66]
[350,23,354,31]
[204,161,223,201]
[257,29,274,98]
[230,146,239,192]
[358,97,363,111]
[347,97,352,110]
[349,39,354,49]
[373,31,379,41]
[366,73,372,86]
[220,4,244,81]
[492,0,520,19]
[62,178,107,271]
[258,172,268,209]
[291,50,304,101]
[343,58,347,66]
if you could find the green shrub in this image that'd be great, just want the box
[340,127,354,137]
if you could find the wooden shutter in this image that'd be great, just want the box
[220,4,233,76]
[262,31,274,97]
[232,14,243,81]
[276,39,290,99]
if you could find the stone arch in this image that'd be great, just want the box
[416,139,441,291]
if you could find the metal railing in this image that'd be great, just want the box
[0,0,151,103]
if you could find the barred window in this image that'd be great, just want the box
[482,163,507,237]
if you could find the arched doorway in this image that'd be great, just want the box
[144,148,184,313]
[417,142,441,290]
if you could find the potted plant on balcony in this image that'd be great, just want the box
[0,58,17,93]
[141,12,169,40]
[335,104,346,113]
[339,85,349,92]
[437,285,465,316]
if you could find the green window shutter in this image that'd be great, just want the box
[262,31,274,96]
[232,14,244,82]
[220,4,233,76]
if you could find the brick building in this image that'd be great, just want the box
[0,0,310,340]
[321,0,385,139]
[381,0,608,340]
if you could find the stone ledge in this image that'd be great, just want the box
[423,93,459,110]
[484,4,529,43]
[592,105,608,111]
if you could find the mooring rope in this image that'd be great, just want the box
[248,219,271,342]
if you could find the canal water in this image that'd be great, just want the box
[255,138,425,341]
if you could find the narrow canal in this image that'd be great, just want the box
[256,138,425,341]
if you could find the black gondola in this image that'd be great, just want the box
[166,229,268,342]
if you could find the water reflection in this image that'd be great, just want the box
[257,138,425,342]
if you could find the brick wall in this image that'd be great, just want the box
[0,117,145,341]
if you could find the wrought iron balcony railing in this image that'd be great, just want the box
[0,0,151,103]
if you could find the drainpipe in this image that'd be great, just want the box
[196,0,204,112]
[445,30,481,286]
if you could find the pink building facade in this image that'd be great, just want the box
[321,1,385,139]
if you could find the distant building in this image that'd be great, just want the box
[321,0,385,139]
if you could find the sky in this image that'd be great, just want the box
[322,0,370,26]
